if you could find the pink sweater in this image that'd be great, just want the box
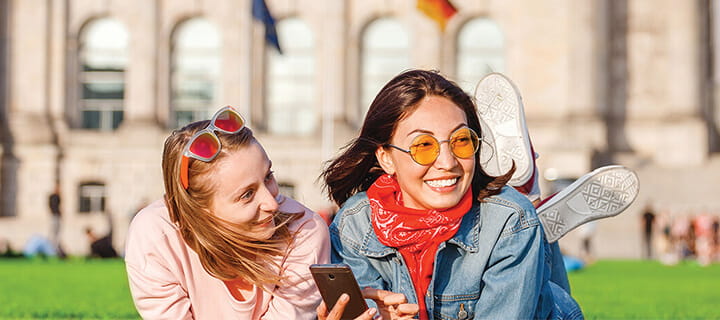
[124,196,330,320]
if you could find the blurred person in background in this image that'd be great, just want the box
[712,215,719,262]
[0,237,22,258]
[671,214,693,261]
[48,183,62,247]
[577,221,597,264]
[656,211,678,265]
[693,211,714,266]
[22,234,57,258]
[641,203,656,259]
[85,227,118,258]
[86,210,117,258]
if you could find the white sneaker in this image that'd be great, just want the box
[537,165,640,243]
[474,72,534,187]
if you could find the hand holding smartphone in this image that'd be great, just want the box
[310,264,369,320]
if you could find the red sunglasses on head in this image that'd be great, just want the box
[180,106,245,189]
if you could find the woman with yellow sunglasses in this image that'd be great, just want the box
[124,107,379,319]
[322,70,583,319]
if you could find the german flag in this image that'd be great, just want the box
[417,0,458,31]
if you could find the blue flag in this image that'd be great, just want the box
[252,0,282,54]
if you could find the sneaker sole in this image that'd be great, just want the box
[474,73,534,186]
[537,165,640,243]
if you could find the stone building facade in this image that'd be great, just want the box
[1,0,719,258]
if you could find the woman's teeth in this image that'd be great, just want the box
[425,178,458,188]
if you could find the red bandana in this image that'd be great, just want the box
[367,174,472,320]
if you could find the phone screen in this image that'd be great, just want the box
[310,264,368,320]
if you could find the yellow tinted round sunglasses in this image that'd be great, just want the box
[384,127,481,165]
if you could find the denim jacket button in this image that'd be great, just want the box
[458,310,468,319]
[459,310,468,319]
[458,303,468,319]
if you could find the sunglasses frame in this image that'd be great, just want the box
[180,106,245,189]
[385,127,481,166]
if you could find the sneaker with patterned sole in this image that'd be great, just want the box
[474,72,535,188]
[537,165,640,243]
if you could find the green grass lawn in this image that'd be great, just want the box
[568,260,720,320]
[0,258,719,319]
[0,258,138,319]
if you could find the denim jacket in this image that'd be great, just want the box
[330,186,565,320]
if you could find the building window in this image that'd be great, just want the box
[78,182,106,213]
[266,18,317,135]
[456,18,505,94]
[79,18,127,131]
[171,18,221,129]
[278,182,295,199]
[0,155,18,217]
[361,18,410,118]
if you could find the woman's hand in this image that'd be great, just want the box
[317,293,377,320]
[362,287,419,320]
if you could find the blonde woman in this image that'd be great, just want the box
[125,106,378,319]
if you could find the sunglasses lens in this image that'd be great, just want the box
[409,135,439,165]
[451,128,479,159]
[188,132,220,160]
[214,109,244,133]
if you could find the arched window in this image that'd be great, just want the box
[79,18,128,130]
[456,18,504,94]
[361,18,410,117]
[171,18,221,128]
[78,182,106,213]
[266,18,316,135]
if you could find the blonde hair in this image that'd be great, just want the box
[162,121,300,286]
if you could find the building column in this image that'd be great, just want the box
[710,0,720,152]
[534,0,611,180]
[623,0,707,166]
[121,0,159,128]
[0,0,15,218]
[320,0,348,161]
[659,0,707,165]
[218,0,253,123]
[5,0,59,225]
[568,0,615,167]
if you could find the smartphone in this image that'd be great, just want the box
[310,263,369,320]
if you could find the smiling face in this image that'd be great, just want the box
[209,141,280,240]
[375,95,476,210]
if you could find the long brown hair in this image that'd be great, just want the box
[321,69,513,206]
[162,121,299,286]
